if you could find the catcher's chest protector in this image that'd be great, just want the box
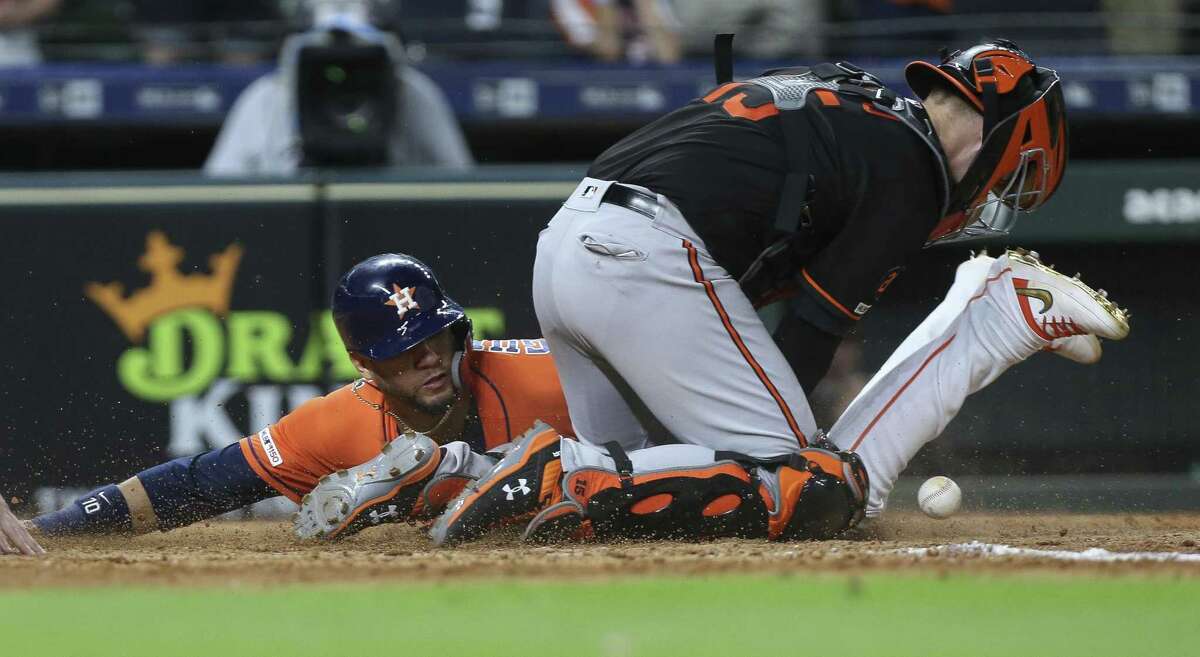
[744,62,953,233]
[714,62,955,307]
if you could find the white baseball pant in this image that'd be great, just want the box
[553,251,1055,524]
[828,252,1050,515]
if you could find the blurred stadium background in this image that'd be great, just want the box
[1,0,1198,516]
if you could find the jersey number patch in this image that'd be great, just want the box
[702,83,779,122]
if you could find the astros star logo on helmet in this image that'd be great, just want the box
[385,284,420,320]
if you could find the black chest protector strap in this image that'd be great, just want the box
[774,172,813,234]
[738,60,946,305]
[712,34,809,235]
[713,33,735,85]
[766,61,894,236]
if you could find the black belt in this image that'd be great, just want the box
[601,183,659,219]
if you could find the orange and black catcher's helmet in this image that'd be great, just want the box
[907,39,1068,244]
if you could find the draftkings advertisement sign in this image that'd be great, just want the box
[0,191,549,511]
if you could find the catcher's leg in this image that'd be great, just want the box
[533,179,817,460]
[828,249,1129,516]
[293,436,494,540]
[532,197,661,453]
[522,439,867,543]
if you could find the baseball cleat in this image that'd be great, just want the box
[1044,334,1102,365]
[429,422,564,547]
[1006,248,1130,342]
[293,434,444,541]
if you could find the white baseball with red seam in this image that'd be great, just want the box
[917,476,962,518]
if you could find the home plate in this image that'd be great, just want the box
[891,541,1200,563]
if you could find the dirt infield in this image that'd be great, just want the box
[3,512,1198,588]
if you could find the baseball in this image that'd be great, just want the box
[917,476,962,518]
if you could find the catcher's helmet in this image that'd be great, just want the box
[906,39,1068,244]
[332,253,470,361]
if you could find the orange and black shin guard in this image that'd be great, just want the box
[561,460,769,540]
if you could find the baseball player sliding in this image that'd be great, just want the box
[1,255,576,550]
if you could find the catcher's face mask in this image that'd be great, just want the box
[908,41,1069,245]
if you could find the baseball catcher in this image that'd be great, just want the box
[422,40,1128,544]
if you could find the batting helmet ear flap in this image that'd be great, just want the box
[452,314,474,353]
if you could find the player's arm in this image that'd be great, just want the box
[0,0,61,28]
[632,0,681,64]
[591,0,624,61]
[0,494,44,556]
[28,443,277,537]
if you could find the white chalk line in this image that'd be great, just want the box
[883,541,1200,563]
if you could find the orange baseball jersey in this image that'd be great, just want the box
[239,339,572,502]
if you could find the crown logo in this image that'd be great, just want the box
[85,231,243,342]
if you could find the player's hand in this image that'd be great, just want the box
[0,494,45,556]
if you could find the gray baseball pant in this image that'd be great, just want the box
[532,177,817,460]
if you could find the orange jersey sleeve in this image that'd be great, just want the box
[460,339,574,449]
[238,383,399,502]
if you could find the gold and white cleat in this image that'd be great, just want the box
[1006,248,1130,342]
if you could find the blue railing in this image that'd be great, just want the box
[1,56,1198,126]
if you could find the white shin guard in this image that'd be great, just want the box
[829,253,1049,516]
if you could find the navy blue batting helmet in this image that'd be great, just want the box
[332,253,470,361]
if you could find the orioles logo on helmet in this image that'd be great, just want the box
[907,39,1068,244]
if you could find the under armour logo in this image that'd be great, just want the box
[502,478,531,500]
[368,505,400,524]
[385,284,420,320]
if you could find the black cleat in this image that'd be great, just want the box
[429,422,563,547]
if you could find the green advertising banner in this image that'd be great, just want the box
[1014,160,1200,243]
